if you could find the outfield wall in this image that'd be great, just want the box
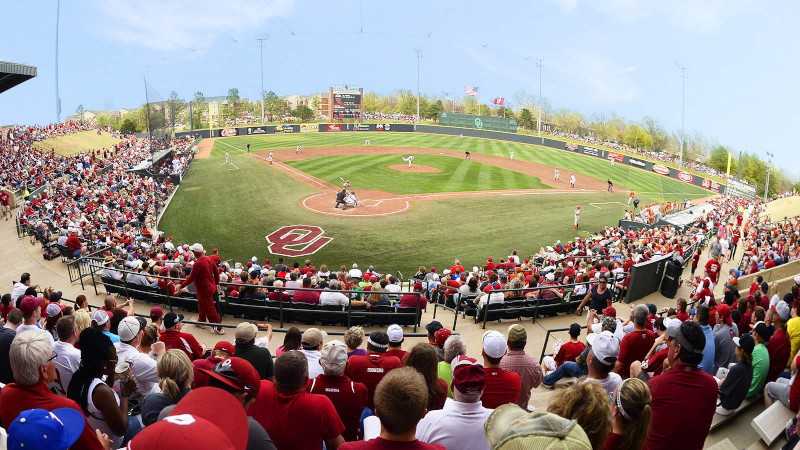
[175,124,727,195]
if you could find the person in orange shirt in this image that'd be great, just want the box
[628,189,635,205]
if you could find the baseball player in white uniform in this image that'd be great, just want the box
[570,173,576,188]
[574,205,581,231]
[510,150,514,160]
[268,152,274,165]
[401,154,415,168]
[554,168,560,181]
[225,150,229,164]
[364,139,371,146]
[296,145,302,154]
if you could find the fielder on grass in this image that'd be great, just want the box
[574,205,581,231]
[225,150,229,164]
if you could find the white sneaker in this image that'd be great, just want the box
[211,328,225,335]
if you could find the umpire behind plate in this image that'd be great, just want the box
[335,188,349,211]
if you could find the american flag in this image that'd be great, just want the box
[464,86,478,97]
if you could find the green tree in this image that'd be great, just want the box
[167,91,186,128]
[119,118,137,134]
[227,88,240,118]
[496,106,515,118]
[192,91,205,130]
[76,104,85,125]
[263,91,286,120]
[426,100,444,121]
[292,104,314,122]
[624,124,653,149]
[362,92,380,113]
[707,146,731,173]
[519,108,534,129]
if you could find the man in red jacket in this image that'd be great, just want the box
[180,243,223,334]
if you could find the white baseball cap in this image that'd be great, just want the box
[587,331,619,366]
[387,324,404,343]
[189,243,204,253]
[91,309,109,326]
[117,316,142,342]
[482,330,508,359]
[545,272,555,281]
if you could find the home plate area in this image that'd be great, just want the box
[302,191,410,217]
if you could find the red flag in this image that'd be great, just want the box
[493,98,504,105]
[464,86,478,97]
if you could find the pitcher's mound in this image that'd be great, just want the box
[387,164,440,173]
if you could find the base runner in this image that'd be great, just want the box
[268,151,274,165]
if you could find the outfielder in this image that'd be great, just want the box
[609,156,615,166]
[225,150,229,164]
[510,150,514,160]
[364,139,371,146]
[401,154,415,168]
[570,173,576,188]
[574,205,581,231]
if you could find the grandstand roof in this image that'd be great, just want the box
[0,61,37,94]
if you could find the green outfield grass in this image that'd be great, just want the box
[160,155,638,275]
[213,132,712,203]
[285,154,550,194]
[31,130,122,156]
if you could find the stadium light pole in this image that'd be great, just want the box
[414,48,421,124]
[55,0,61,123]
[764,151,774,201]
[256,37,267,125]
[536,58,543,137]
[676,63,688,170]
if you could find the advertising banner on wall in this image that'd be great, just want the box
[652,164,671,175]
[608,152,624,163]
[300,124,318,133]
[676,171,695,184]
[221,128,237,137]
[244,126,269,135]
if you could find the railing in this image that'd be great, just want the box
[66,247,110,287]
[88,263,426,332]
[540,325,588,362]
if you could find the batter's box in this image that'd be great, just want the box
[359,199,384,207]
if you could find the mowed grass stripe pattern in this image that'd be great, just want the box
[286,155,550,195]
[213,132,712,202]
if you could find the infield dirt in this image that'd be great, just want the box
[250,146,609,217]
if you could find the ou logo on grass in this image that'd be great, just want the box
[266,225,333,257]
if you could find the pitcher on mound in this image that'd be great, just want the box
[401,154,415,168]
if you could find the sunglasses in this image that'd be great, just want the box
[47,351,59,363]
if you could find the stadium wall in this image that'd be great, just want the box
[175,124,727,194]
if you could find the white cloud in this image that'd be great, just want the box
[90,0,294,51]
[548,0,755,32]
[546,51,639,104]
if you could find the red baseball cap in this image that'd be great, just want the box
[717,304,733,325]
[413,282,423,292]
[149,306,164,320]
[450,355,486,395]
[214,341,235,356]
[434,328,452,347]
[168,387,250,450]
[19,296,43,316]
[487,257,493,262]
[199,357,260,396]
[128,414,235,450]
[602,306,617,318]
[370,275,378,282]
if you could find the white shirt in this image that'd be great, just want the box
[416,398,493,450]
[478,292,505,308]
[349,269,363,279]
[11,282,29,304]
[385,283,402,299]
[50,340,81,396]
[114,342,162,395]
[16,324,54,346]
[319,290,350,307]
[301,349,323,379]
[581,372,623,395]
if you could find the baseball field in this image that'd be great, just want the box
[159,132,714,275]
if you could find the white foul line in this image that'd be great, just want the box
[250,153,338,192]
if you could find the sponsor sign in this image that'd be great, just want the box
[247,127,267,135]
[300,124,318,133]
[221,128,237,137]
[565,142,579,151]
[352,124,371,131]
[652,164,670,175]
[266,225,333,257]
[582,147,599,156]
[326,124,343,132]
[702,178,722,193]
[677,171,694,183]
[628,158,647,168]
[376,123,391,131]
[608,152,624,163]
[274,125,294,133]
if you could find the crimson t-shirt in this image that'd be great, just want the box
[616,329,656,379]
[555,341,586,366]
[344,352,402,410]
[293,290,321,304]
[705,260,720,284]
[340,438,444,450]
[249,380,345,450]
[383,349,407,362]
[308,375,368,442]
[480,367,521,409]
[644,347,669,375]
[767,329,790,383]
[644,365,717,450]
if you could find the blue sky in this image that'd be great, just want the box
[1,0,797,174]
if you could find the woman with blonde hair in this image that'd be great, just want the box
[368,282,389,306]
[547,380,612,449]
[604,378,652,450]
[140,349,194,426]
[344,326,366,358]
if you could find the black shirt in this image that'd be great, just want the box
[588,285,612,312]
[235,341,274,380]
[718,361,752,410]
[0,327,16,384]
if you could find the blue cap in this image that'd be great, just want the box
[8,408,85,450]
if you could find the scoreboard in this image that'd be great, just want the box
[332,92,361,119]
